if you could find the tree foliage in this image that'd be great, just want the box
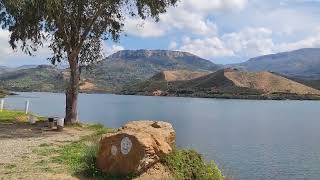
[0,0,177,123]
[0,0,177,65]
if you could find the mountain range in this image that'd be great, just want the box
[0,50,220,92]
[232,48,320,80]
[1,48,320,95]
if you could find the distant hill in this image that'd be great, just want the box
[0,89,6,98]
[123,69,320,100]
[0,66,11,74]
[151,70,209,82]
[0,50,220,92]
[123,70,210,93]
[79,49,220,90]
[0,65,39,75]
[0,65,66,92]
[232,48,320,80]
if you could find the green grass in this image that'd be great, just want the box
[0,110,27,123]
[35,124,223,180]
[0,110,47,123]
[4,164,17,170]
[161,149,224,180]
[36,124,130,179]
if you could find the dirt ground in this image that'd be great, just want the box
[0,122,172,180]
[0,121,93,180]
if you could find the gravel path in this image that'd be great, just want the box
[0,122,93,179]
[0,122,172,180]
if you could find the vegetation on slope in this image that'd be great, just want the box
[0,50,220,93]
[0,90,7,98]
[0,65,66,92]
[234,48,320,80]
[123,69,320,100]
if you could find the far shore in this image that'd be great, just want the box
[4,90,320,101]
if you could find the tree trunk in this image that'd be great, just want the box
[65,53,80,125]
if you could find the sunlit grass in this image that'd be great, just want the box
[0,110,27,123]
[0,110,46,123]
[161,149,224,180]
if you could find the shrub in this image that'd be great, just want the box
[161,149,223,180]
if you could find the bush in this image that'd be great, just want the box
[161,149,223,180]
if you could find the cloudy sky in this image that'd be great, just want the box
[1,0,320,66]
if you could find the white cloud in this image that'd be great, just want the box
[123,0,248,37]
[160,9,218,36]
[174,26,320,61]
[175,27,273,59]
[168,41,178,50]
[103,44,125,56]
[255,9,318,36]
[276,28,320,52]
[124,18,167,38]
[179,36,234,58]
[0,30,13,56]
[222,27,274,57]
[181,0,248,13]
[0,29,52,65]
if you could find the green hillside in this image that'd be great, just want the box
[0,50,220,92]
[0,90,6,98]
[0,65,66,92]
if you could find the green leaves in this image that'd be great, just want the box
[0,0,177,65]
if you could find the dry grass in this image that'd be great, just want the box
[225,71,320,95]
[161,70,210,82]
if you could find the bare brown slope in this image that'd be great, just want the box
[123,68,320,99]
[122,70,211,93]
[150,70,210,82]
[174,69,234,89]
[224,70,320,95]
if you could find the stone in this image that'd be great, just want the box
[97,121,176,175]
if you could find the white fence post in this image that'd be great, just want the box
[0,99,4,112]
[25,100,29,114]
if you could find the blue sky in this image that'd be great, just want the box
[1,0,320,66]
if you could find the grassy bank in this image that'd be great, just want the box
[1,110,224,179]
[35,124,224,180]
[0,110,28,123]
[0,110,46,123]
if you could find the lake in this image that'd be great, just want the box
[2,92,320,179]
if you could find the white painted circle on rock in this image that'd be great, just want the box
[111,145,118,156]
[120,137,132,155]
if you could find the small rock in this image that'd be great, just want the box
[97,121,176,175]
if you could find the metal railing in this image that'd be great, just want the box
[0,99,30,114]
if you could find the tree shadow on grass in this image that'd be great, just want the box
[0,121,69,139]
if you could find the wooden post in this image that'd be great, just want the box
[25,100,29,114]
[0,99,4,112]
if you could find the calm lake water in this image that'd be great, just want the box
[2,92,320,179]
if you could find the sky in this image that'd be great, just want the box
[1,0,320,66]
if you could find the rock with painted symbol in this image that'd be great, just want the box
[97,120,176,175]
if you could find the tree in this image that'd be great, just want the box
[0,0,177,124]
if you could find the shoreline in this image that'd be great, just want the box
[5,90,320,101]
[120,91,320,101]
[0,110,224,179]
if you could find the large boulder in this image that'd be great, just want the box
[97,121,176,175]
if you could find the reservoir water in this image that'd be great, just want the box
[3,92,320,179]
